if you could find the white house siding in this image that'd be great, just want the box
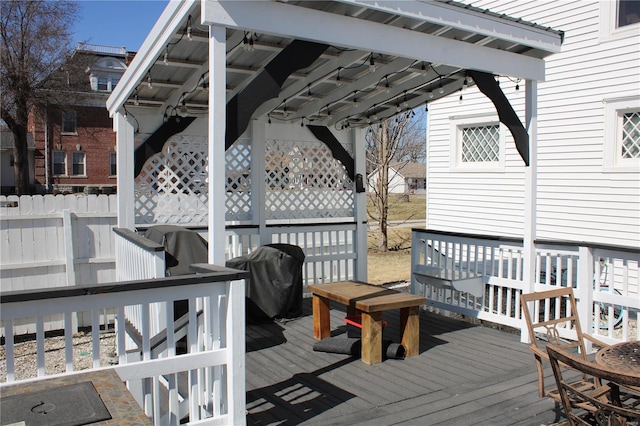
[427,0,640,247]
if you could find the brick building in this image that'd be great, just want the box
[28,44,133,194]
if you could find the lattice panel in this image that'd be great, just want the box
[226,140,252,222]
[265,139,354,220]
[135,135,209,225]
[622,111,640,159]
[461,125,500,162]
[134,135,352,224]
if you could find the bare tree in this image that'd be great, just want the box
[1,0,80,194]
[366,109,425,251]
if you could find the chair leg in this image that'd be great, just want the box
[535,355,546,398]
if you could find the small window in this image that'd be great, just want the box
[461,125,500,163]
[98,77,109,91]
[450,115,505,171]
[601,1,639,39]
[53,151,66,176]
[604,97,640,171]
[62,110,77,134]
[71,151,86,176]
[9,155,14,167]
[618,0,640,28]
[110,152,117,176]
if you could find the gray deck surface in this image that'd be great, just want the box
[245,298,561,425]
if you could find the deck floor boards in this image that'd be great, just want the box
[246,298,558,425]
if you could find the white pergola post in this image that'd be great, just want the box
[208,24,227,265]
[353,127,368,281]
[251,120,269,246]
[521,79,538,343]
[114,111,136,230]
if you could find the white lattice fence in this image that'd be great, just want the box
[226,140,252,222]
[134,135,354,225]
[135,135,209,225]
[265,139,354,220]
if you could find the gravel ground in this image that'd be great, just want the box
[0,330,117,383]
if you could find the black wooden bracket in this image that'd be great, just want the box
[134,115,196,178]
[307,125,355,181]
[468,70,530,166]
[226,40,329,149]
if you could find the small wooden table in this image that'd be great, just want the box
[308,281,426,365]
[596,340,640,374]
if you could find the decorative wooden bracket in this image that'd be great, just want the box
[307,125,355,181]
[468,70,530,166]
[226,40,329,149]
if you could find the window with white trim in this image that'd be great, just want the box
[604,97,640,171]
[600,0,640,39]
[71,151,86,176]
[450,115,504,171]
[53,151,66,176]
[62,110,77,134]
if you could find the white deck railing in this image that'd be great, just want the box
[0,266,248,426]
[126,222,359,286]
[411,229,639,344]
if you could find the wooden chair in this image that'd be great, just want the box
[520,287,607,402]
[547,344,640,425]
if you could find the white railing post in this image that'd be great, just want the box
[410,231,423,296]
[521,79,538,343]
[577,245,595,350]
[227,278,246,425]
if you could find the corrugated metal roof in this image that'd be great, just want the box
[108,0,563,134]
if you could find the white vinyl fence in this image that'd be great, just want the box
[1,194,117,291]
[1,194,118,335]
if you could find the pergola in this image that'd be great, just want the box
[106,0,563,273]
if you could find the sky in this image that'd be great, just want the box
[72,1,169,52]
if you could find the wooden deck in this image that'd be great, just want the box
[246,298,560,425]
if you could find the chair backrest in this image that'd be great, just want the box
[521,287,589,358]
[546,344,640,425]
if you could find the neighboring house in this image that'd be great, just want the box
[368,161,426,194]
[426,0,640,248]
[28,43,132,194]
[0,128,35,194]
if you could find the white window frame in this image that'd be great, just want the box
[52,151,67,176]
[600,0,640,41]
[450,114,505,172]
[71,151,86,177]
[603,96,640,172]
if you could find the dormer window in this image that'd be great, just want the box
[90,57,127,92]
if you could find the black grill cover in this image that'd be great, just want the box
[227,244,305,322]
[144,225,208,277]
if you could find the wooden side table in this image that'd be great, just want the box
[308,281,426,365]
